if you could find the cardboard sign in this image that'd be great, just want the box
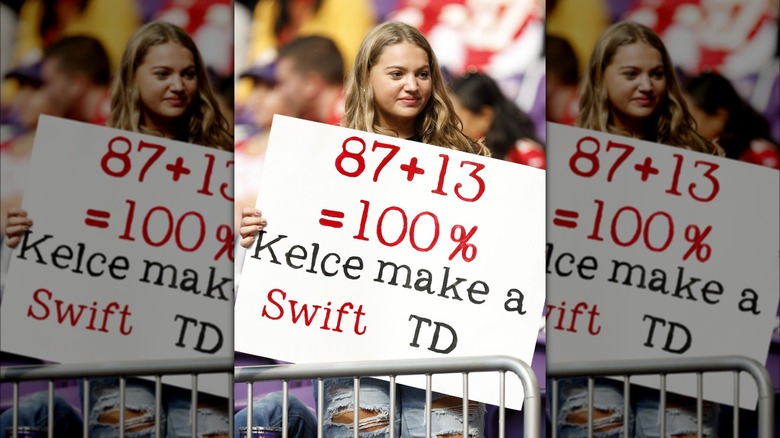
[0,116,234,394]
[235,115,546,410]
[545,123,780,408]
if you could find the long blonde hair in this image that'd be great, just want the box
[343,21,489,156]
[577,21,722,155]
[109,21,232,150]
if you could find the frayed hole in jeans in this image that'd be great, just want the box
[331,407,390,432]
[565,407,623,433]
[96,408,156,433]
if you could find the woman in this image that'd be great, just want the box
[109,21,232,149]
[4,21,233,438]
[554,20,722,438]
[238,21,487,437]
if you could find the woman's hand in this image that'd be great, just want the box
[239,207,267,248]
[5,208,32,249]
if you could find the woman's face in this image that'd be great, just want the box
[603,42,667,135]
[368,42,432,137]
[136,42,197,133]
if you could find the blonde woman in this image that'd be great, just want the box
[109,21,232,149]
[576,20,722,155]
[238,21,487,437]
[4,21,233,438]
[554,21,721,438]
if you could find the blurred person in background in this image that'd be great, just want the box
[545,34,580,126]
[234,61,290,232]
[38,35,112,125]
[683,71,780,170]
[449,70,545,168]
[0,61,60,237]
[273,35,345,125]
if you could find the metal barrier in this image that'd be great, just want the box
[0,357,234,438]
[235,355,541,438]
[546,355,775,438]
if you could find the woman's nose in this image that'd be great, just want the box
[170,75,184,91]
[637,74,652,91]
[403,74,419,91]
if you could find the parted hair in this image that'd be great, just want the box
[342,21,489,156]
[109,21,232,150]
[577,21,721,155]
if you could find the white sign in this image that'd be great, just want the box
[545,123,780,408]
[0,116,234,394]
[235,115,546,410]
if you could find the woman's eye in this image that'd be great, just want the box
[622,71,637,78]
[651,70,665,79]
[389,71,403,78]
[183,70,196,79]
[155,71,168,78]
[418,71,431,79]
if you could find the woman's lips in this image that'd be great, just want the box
[164,97,186,106]
[632,96,654,106]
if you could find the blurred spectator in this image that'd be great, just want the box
[0,61,59,236]
[683,71,780,169]
[449,70,545,168]
[274,35,345,125]
[247,0,375,70]
[1,35,110,242]
[39,35,111,125]
[234,62,290,232]
[12,0,140,71]
[545,34,580,126]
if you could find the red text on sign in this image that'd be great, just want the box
[261,288,367,335]
[27,288,133,335]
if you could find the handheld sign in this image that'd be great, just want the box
[545,123,779,408]
[235,115,546,410]
[0,116,234,394]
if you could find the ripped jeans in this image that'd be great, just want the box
[316,378,484,438]
[85,378,230,438]
[553,378,719,437]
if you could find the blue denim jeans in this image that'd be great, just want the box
[554,378,631,438]
[315,378,484,437]
[0,391,83,438]
[633,388,719,438]
[552,378,719,437]
[85,378,230,437]
[233,392,317,438]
